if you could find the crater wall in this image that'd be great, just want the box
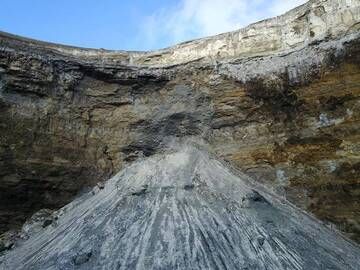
[0,0,360,242]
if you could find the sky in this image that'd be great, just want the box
[0,0,307,51]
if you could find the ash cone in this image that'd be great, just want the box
[1,144,360,270]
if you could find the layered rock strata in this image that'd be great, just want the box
[0,0,360,243]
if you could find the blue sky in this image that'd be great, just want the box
[0,0,307,51]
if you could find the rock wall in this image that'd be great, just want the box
[0,0,360,242]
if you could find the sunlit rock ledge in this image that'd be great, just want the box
[1,0,360,66]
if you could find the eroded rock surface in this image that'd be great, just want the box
[1,144,360,270]
[0,0,360,243]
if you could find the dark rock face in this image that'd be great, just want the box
[0,0,360,244]
[1,146,360,269]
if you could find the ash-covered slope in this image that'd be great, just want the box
[1,144,359,270]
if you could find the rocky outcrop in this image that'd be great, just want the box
[1,145,360,269]
[0,0,360,244]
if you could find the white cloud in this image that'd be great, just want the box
[139,0,308,50]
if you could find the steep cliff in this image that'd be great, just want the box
[0,0,360,244]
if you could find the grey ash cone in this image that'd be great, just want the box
[1,145,360,270]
